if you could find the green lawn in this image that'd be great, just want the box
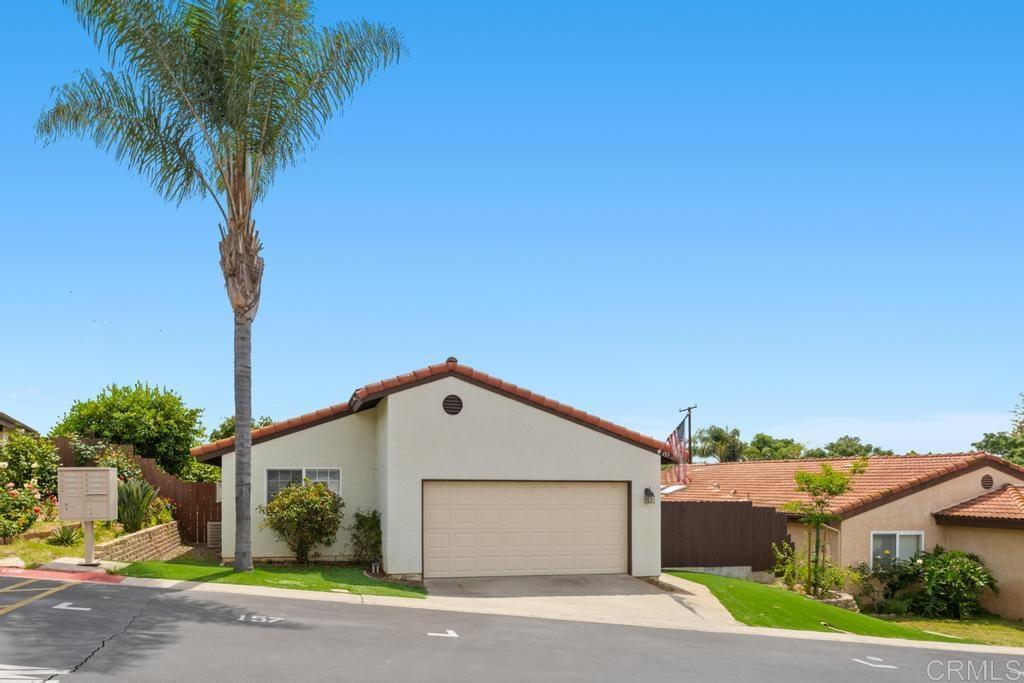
[669,571,963,643]
[1,523,121,568]
[118,559,426,599]
[885,615,1024,648]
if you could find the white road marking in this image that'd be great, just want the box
[852,657,898,669]
[0,663,70,681]
[237,614,284,624]
[427,629,459,638]
[52,602,90,612]
[866,656,884,662]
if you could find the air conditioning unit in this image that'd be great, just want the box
[207,521,222,549]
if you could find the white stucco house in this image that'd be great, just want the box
[192,358,665,579]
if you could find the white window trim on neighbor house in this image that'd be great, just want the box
[869,530,924,568]
[265,467,341,503]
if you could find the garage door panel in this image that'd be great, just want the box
[423,481,628,578]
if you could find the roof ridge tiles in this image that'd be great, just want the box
[193,360,665,459]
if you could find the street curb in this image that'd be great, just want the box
[0,566,124,584]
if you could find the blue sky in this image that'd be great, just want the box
[2,1,1022,452]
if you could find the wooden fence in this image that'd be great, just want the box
[662,500,790,572]
[53,437,220,545]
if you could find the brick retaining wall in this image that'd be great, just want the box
[95,522,181,563]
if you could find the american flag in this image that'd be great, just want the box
[665,421,689,484]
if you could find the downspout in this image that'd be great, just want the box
[824,523,841,568]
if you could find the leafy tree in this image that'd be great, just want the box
[784,457,868,595]
[804,435,893,459]
[51,382,204,476]
[693,425,746,462]
[37,0,403,571]
[973,394,1024,465]
[178,458,222,483]
[743,433,805,460]
[209,415,273,442]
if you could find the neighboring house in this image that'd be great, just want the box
[0,411,38,444]
[192,358,664,579]
[662,453,1024,618]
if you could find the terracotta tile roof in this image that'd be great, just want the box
[192,358,663,459]
[191,402,353,459]
[660,453,1024,519]
[934,484,1024,523]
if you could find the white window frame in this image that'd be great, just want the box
[869,530,924,568]
[265,467,342,503]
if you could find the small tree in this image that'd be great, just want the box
[805,436,892,459]
[208,416,273,442]
[784,457,867,595]
[258,482,345,563]
[692,426,746,462]
[973,393,1024,464]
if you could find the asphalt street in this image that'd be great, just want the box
[0,575,1019,682]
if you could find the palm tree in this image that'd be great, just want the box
[37,0,404,571]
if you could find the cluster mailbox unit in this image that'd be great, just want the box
[57,467,118,565]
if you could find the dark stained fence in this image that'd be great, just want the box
[662,500,790,572]
[52,437,220,544]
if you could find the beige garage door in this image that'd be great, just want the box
[423,481,628,578]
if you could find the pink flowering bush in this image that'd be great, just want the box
[0,431,60,497]
[0,481,44,542]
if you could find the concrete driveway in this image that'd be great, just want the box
[419,574,738,629]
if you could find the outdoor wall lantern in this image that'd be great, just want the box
[643,487,656,504]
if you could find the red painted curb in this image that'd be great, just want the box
[0,567,124,584]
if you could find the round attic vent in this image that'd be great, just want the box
[981,474,994,490]
[442,394,463,415]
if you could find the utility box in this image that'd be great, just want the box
[58,467,118,521]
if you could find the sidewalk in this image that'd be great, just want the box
[7,564,1024,656]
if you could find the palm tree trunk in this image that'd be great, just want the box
[233,315,254,572]
[220,211,263,574]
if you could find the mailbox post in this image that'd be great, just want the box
[57,467,118,566]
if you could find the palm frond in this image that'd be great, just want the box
[252,19,405,195]
[36,68,214,209]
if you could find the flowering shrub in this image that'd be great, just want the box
[0,431,60,497]
[148,496,176,526]
[95,450,143,482]
[71,436,142,481]
[258,481,344,563]
[0,481,44,541]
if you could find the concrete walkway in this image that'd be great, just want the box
[419,574,739,629]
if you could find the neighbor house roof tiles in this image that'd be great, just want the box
[192,359,665,460]
[660,453,1024,519]
[933,484,1024,528]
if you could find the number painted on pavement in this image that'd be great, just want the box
[237,614,284,624]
